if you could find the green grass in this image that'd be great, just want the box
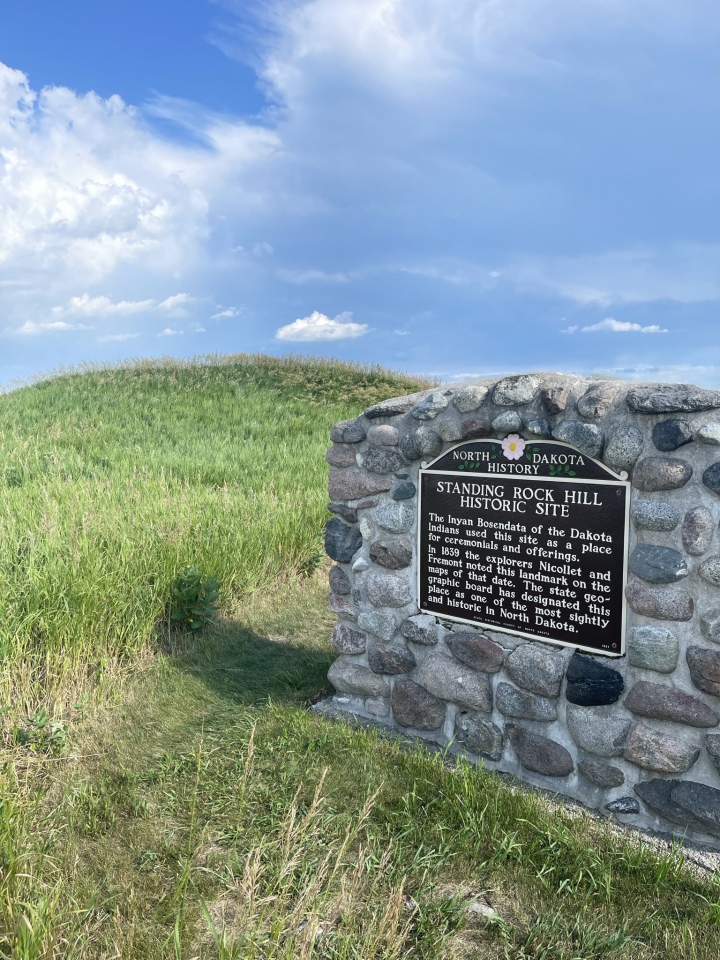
[0,353,718,958]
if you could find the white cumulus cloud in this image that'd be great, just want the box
[275,310,368,341]
[53,294,155,317]
[581,317,668,334]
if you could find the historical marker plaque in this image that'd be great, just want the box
[418,437,630,656]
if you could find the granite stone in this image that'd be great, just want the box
[331,622,366,655]
[369,538,413,569]
[446,633,504,673]
[577,382,621,419]
[565,653,625,706]
[687,646,720,697]
[627,625,679,673]
[352,557,368,572]
[391,481,416,500]
[700,556,720,587]
[331,417,366,443]
[413,426,443,459]
[364,396,417,419]
[325,518,363,563]
[376,502,414,534]
[496,682,558,721]
[700,608,720,645]
[604,426,644,474]
[358,516,372,540]
[413,654,493,712]
[624,723,700,774]
[705,733,720,773]
[652,418,694,452]
[698,422,720,445]
[492,411,523,433]
[506,644,566,697]
[366,424,399,446]
[367,641,416,675]
[542,385,570,415]
[605,797,640,815]
[625,580,694,621]
[624,680,719,728]
[400,614,438,645]
[326,443,357,467]
[455,712,503,760]
[631,500,680,531]
[626,384,720,413]
[328,657,390,697]
[703,461,720,496]
[461,417,492,439]
[551,420,604,459]
[327,501,358,524]
[566,704,632,757]
[682,506,714,555]
[632,457,693,491]
[525,418,552,437]
[329,564,351,595]
[366,572,412,608]
[362,448,407,475]
[493,375,539,406]
[411,392,449,420]
[329,594,356,618]
[635,778,720,837]
[453,385,488,413]
[399,431,419,460]
[438,419,462,442]
[628,544,688,584]
[329,469,393,501]
[364,697,389,718]
[392,678,446,730]
[505,723,574,777]
[357,609,400,642]
[578,759,625,788]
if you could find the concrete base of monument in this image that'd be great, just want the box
[312,694,720,858]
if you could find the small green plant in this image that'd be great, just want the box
[14,707,68,753]
[168,566,220,631]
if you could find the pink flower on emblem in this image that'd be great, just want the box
[501,434,526,461]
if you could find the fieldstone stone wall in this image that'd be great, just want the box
[322,372,720,849]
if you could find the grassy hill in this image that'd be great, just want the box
[0,355,718,959]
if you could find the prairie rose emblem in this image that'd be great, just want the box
[501,434,526,461]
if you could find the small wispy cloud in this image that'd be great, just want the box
[54,294,154,318]
[275,310,368,342]
[394,329,411,336]
[158,328,183,337]
[158,293,194,310]
[561,317,668,335]
[4,320,94,337]
[211,307,240,319]
[96,332,140,342]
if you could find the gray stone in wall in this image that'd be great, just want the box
[631,500,680,532]
[327,501,359,524]
[365,697,389,718]
[329,469,393,501]
[438,419,462,442]
[542,385,570,415]
[391,481,416,500]
[331,622,366,655]
[369,538,413,570]
[399,431,419,460]
[652,418,694,452]
[491,411,523,433]
[461,417,492,439]
[414,426,443,459]
[700,608,720,645]
[358,610,400,642]
[628,544,688,584]
[326,443,357,467]
[687,646,720,697]
[627,384,720,414]
[565,652,624,706]
[366,572,412,608]
[625,580,694,621]
[635,778,720,838]
[632,457,693,491]
[325,518,363,563]
[493,375,539,406]
[331,417,366,443]
[525,418,551,437]
[366,424,399,446]
[365,396,417,419]
[455,712,503,760]
[703,462,720,496]
[413,654,493,712]
[505,644,565,697]
[376,502,414,534]
[566,704,632,757]
[401,614,438,645]
[453,384,488,413]
[624,681,719,728]
[623,723,700,774]
[700,556,720,587]
[411,392,449,420]
[496,682,558,721]
[698,422,720,445]
[682,507,714,556]
[505,723,574,777]
[329,595,356,619]
[627,625,679,673]
[367,641,416,675]
[328,657,390,697]
[605,797,640,815]
[392,678,446,730]
[551,421,604,459]
[577,382,621,419]
[352,557,368,572]
[578,759,625,788]
[361,448,407,474]
[604,426,644,473]
[329,565,351,595]
[705,733,720,774]
[446,633,504,673]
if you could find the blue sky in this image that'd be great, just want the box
[1,0,719,388]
